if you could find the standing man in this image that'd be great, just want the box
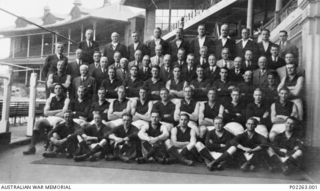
[252,56,272,88]
[214,24,236,59]
[127,31,148,61]
[68,48,87,79]
[235,28,257,58]
[91,56,109,90]
[88,51,101,76]
[102,32,127,64]
[216,48,234,69]
[278,30,299,59]
[46,60,71,96]
[78,29,99,64]
[143,65,165,100]
[128,49,143,69]
[170,28,189,61]
[72,65,96,100]
[257,29,275,58]
[189,24,214,59]
[146,27,170,57]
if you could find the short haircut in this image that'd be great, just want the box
[54,83,63,89]
[98,87,106,93]
[196,65,204,70]
[207,88,217,94]
[214,116,224,123]
[220,67,229,72]
[130,65,138,70]
[173,64,181,70]
[179,113,190,120]
[279,86,290,93]
[93,51,101,55]
[261,29,270,34]
[270,44,280,49]
[160,88,169,93]
[279,30,288,35]
[77,85,86,91]
[80,64,88,70]
[247,117,258,126]
[122,112,132,119]
[231,87,240,94]
[92,111,101,116]
[117,85,126,92]
[151,65,160,71]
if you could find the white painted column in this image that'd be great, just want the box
[40,34,44,58]
[93,22,97,41]
[0,66,13,133]
[51,34,55,54]
[81,24,84,41]
[27,72,37,136]
[11,37,15,59]
[246,0,254,34]
[275,0,283,25]
[27,35,30,58]
[67,29,71,57]
[299,0,320,147]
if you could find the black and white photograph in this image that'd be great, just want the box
[0,0,319,189]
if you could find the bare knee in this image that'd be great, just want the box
[195,142,205,151]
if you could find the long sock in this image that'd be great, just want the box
[30,130,40,147]
[89,145,102,156]
[199,148,214,162]
[214,151,230,164]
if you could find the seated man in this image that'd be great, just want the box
[262,72,279,108]
[267,117,304,175]
[159,54,173,82]
[68,86,91,127]
[47,60,71,97]
[269,87,299,141]
[238,70,255,106]
[105,86,131,129]
[234,118,268,172]
[139,55,152,81]
[204,54,220,82]
[116,58,130,81]
[137,111,170,164]
[228,57,244,85]
[143,65,165,100]
[195,117,236,171]
[198,88,224,140]
[123,65,143,98]
[100,66,122,99]
[166,65,188,99]
[72,64,96,100]
[43,110,81,158]
[150,44,164,66]
[223,88,245,136]
[152,88,177,131]
[108,113,141,162]
[277,62,304,120]
[73,111,113,162]
[196,46,209,69]
[216,48,234,69]
[174,86,200,136]
[190,65,211,101]
[181,53,197,82]
[131,87,153,129]
[88,88,110,124]
[23,83,68,155]
[165,113,196,166]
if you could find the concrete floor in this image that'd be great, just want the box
[0,145,312,184]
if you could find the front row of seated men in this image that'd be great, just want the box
[23,84,303,175]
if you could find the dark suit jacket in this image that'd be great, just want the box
[257,41,275,58]
[102,43,128,63]
[235,39,258,58]
[189,36,214,59]
[267,56,286,70]
[241,60,259,71]
[229,68,245,84]
[204,66,220,82]
[88,63,100,76]
[127,42,149,61]
[146,38,170,57]
[72,76,96,100]
[78,40,99,64]
[172,60,187,68]
[116,68,130,81]
[181,65,197,82]
[91,68,108,89]
[42,54,68,79]
[195,57,209,69]
[160,66,173,82]
[67,60,88,79]
[214,38,236,59]
[169,39,189,61]
[138,67,152,81]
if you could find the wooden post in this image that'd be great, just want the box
[27,35,30,58]
[27,72,37,136]
[51,34,54,54]
[93,22,97,41]
[11,37,15,59]
[0,66,13,133]
[41,34,44,58]
[246,0,254,35]
[81,24,84,41]
[67,29,71,57]
[168,0,172,32]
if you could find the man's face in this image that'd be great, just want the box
[184,87,192,99]
[160,90,169,101]
[279,32,288,42]
[117,88,125,99]
[179,115,189,127]
[221,25,229,37]
[220,69,228,79]
[108,69,115,78]
[207,90,216,101]
[151,112,160,125]
[155,46,162,56]
[94,114,102,125]
[123,116,132,128]
[286,64,296,75]
[233,58,242,68]
[85,30,93,40]
[54,85,63,95]
[80,67,88,76]
[114,53,121,63]
[214,118,223,131]
[139,89,147,100]
[175,29,182,39]
[271,47,279,57]
[245,51,253,60]
[186,55,194,65]
[173,67,181,78]
[253,90,262,103]
[132,33,139,42]
[64,113,73,124]
[93,53,101,62]
[56,44,64,54]
[267,74,275,85]
[198,25,205,36]
[241,29,249,39]
[208,55,216,66]
[98,90,106,101]
[154,29,161,38]
[111,33,119,42]
[177,50,185,60]
[243,72,252,82]
[76,50,82,59]
[279,90,289,101]
[246,119,257,132]
[100,57,108,68]
[258,57,267,69]
[57,61,65,72]
[285,118,295,132]
[163,56,171,66]
[142,56,150,67]
[134,51,142,61]
[130,67,138,77]
[221,49,229,60]
[231,91,240,102]
[77,88,85,99]
[261,30,270,41]
[200,48,207,57]
[285,54,294,64]
[196,67,204,78]
[120,60,128,69]
[151,67,159,78]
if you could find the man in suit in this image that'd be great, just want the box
[42,42,68,80]
[242,50,258,71]
[116,58,130,81]
[257,29,275,58]
[128,31,148,61]
[268,45,286,70]
[146,27,170,57]
[78,29,99,64]
[216,48,234,69]
[109,51,122,69]
[181,53,197,82]
[189,24,214,59]
[88,51,101,76]
[204,54,220,82]
[68,48,88,79]
[150,44,164,67]
[128,49,143,69]
[235,28,257,59]
[173,48,187,68]
[214,24,236,59]
[170,28,189,61]
[229,56,244,84]
[72,64,96,100]
[253,56,271,88]
[139,55,152,81]
[196,46,209,69]
[92,56,109,90]
[278,30,299,59]
[277,53,304,80]
[102,32,127,64]
[159,54,173,82]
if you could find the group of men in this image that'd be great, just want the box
[23,24,305,175]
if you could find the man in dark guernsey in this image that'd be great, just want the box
[123,65,144,98]
[211,67,234,102]
[267,117,304,175]
[68,86,91,127]
[143,65,165,100]
[166,65,188,99]
[23,83,68,155]
[131,87,153,130]
[100,66,122,99]
[136,111,170,164]
[74,111,113,162]
[105,86,131,129]
[195,117,237,170]
[108,113,141,162]
[198,88,224,140]
[190,65,211,101]
[46,60,71,97]
[164,113,196,166]
[234,118,268,172]
[88,88,110,125]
